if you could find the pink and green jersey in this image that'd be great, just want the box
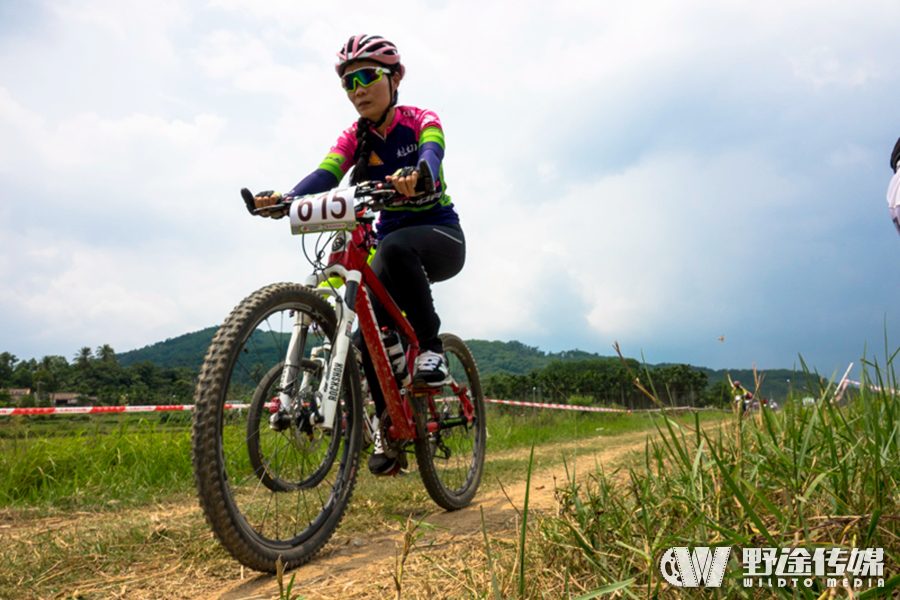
[287,105,458,239]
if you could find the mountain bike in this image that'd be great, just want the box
[191,164,486,572]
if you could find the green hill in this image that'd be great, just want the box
[464,340,608,376]
[118,329,810,401]
[119,331,611,376]
[117,327,218,371]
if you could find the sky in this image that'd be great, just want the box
[1,0,899,380]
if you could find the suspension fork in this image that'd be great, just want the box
[316,267,362,431]
[277,311,311,410]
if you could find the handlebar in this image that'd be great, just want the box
[241,159,437,217]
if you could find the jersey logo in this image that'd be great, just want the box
[396,143,417,158]
[368,152,384,166]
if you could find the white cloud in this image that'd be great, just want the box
[49,0,188,62]
[791,47,875,88]
[438,148,807,355]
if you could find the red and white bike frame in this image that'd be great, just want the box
[283,197,474,442]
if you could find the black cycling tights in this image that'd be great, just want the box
[354,222,465,415]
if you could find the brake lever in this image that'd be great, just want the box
[414,158,435,194]
[240,188,256,215]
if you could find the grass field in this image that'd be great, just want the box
[0,405,723,512]
[525,359,900,599]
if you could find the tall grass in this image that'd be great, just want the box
[529,356,900,598]
[0,418,193,510]
[0,406,714,513]
[484,404,724,452]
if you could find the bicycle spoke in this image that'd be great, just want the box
[192,284,362,571]
[414,334,485,511]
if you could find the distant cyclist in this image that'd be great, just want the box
[888,137,900,237]
[253,35,465,476]
[732,380,750,412]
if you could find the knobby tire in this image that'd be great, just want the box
[414,333,486,510]
[191,283,363,572]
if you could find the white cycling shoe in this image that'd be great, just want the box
[411,350,451,386]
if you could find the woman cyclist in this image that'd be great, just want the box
[253,35,466,476]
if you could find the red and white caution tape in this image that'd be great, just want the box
[0,404,251,417]
[483,398,712,413]
[0,399,714,418]
[842,379,896,394]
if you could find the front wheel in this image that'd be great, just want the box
[413,334,486,511]
[191,283,363,572]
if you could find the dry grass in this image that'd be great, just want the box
[0,498,239,600]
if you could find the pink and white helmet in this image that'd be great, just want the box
[335,34,405,78]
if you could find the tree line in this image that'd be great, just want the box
[2,340,780,410]
[0,346,194,407]
[482,357,733,409]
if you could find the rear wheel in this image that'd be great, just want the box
[413,334,486,510]
[192,283,363,572]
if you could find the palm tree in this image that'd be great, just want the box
[74,347,93,369]
[96,344,116,363]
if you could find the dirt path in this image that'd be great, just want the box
[200,428,658,600]
[2,421,716,600]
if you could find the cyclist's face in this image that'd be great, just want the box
[344,60,399,121]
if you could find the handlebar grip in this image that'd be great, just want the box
[381,160,436,194]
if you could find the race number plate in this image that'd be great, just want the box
[290,187,357,234]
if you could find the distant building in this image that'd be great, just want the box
[50,393,81,406]
[2,388,97,406]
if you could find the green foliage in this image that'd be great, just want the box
[3,332,825,409]
[116,326,219,370]
[483,358,709,410]
[465,339,548,375]
[465,339,628,377]
[0,419,193,509]
[0,348,196,406]
[567,395,594,407]
[532,357,900,598]
[0,352,16,385]
[702,378,734,407]
[694,365,804,403]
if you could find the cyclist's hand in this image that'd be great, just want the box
[254,190,285,219]
[385,167,421,198]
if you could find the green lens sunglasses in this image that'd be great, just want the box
[341,66,390,92]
